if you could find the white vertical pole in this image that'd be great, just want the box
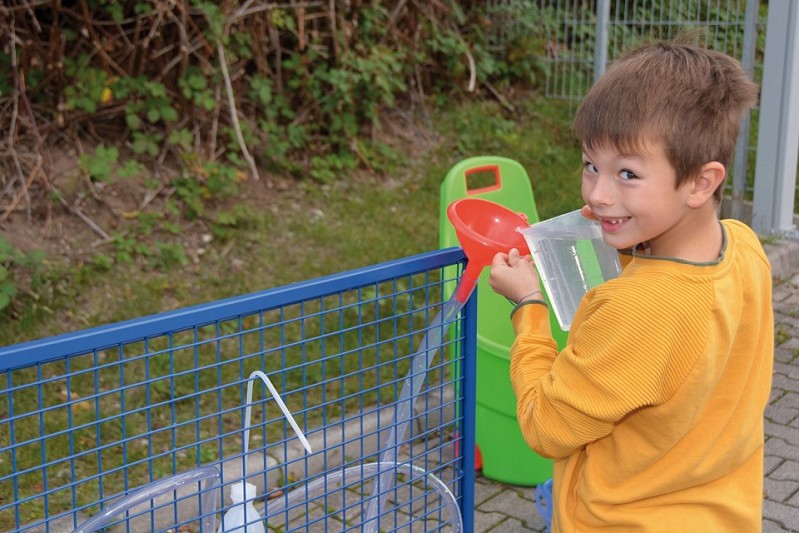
[730,0,759,222]
[752,1,799,235]
[594,0,611,82]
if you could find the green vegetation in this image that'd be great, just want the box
[0,0,560,319]
[776,324,791,346]
[0,94,581,346]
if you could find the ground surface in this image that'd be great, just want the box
[0,111,445,343]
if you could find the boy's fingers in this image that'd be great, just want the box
[581,205,597,220]
[492,252,509,267]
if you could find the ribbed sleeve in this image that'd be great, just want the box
[512,267,710,458]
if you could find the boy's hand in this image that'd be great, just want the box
[581,204,597,220]
[489,248,542,304]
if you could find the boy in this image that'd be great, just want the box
[489,41,774,531]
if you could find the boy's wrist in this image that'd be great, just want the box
[515,290,543,305]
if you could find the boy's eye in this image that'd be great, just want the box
[583,161,597,173]
[619,169,638,180]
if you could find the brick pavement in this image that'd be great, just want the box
[471,239,799,532]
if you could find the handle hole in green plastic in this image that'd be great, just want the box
[465,165,501,194]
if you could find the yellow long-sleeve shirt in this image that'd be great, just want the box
[509,219,773,532]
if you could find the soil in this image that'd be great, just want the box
[0,110,443,342]
[3,147,267,261]
[3,108,437,259]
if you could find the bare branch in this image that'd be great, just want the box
[0,157,41,222]
[216,39,260,181]
[53,186,111,241]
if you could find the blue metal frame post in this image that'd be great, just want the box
[459,288,478,532]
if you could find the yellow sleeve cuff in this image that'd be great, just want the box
[510,301,551,337]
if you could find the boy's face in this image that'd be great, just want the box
[581,140,696,256]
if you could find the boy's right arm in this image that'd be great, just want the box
[507,303,563,458]
[511,285,704,459]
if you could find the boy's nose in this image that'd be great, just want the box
[586,176,614,206]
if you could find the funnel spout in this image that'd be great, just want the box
[454,263,481,303]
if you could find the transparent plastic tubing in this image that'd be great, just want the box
[362,292,468,532]
[72,465,221,533]
[264,462,462,532]
[243,370,313,470]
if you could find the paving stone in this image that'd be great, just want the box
[763,499,799,532]
[477,485,542,529]
[472,510,511,531]
[780,337,799,353]
[774,392,799,409]
[16,515,83,533]
[771,460,799,482]
[775,348,799,365]
[764,517,798,533]
[473,476,505,505]
[774,360,799,379]
[766,437,799,462]
[485,516,546,532]
[765,477,799,503]
[766,420,799,447]
[767,405,799,426]
[766,455,784,475]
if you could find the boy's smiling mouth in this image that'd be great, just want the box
[598,216,630,232]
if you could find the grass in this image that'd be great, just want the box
[0,94,582,347]
[0,92,583,530]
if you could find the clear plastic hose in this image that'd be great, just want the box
[264,461,462,532]
[72,465,221,533]
[362,293,466,532]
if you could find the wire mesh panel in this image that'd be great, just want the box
[483,0,763,101]
[0,248,476,533]
[481,0,784,216]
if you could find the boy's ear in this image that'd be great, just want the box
[687,161,725,208]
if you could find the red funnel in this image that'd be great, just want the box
[447,198,530,302]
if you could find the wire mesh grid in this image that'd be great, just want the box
[0,248,475,532]
[483,0,764,101]
[482,0,778,211]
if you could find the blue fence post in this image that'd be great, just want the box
[459,287,478,532]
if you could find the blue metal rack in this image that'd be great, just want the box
[0,248,476,532]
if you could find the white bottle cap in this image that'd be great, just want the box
[230,482,256,503]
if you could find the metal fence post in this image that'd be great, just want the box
[594,0,611,82]
[752,1,799,235]
[730,0,760,222]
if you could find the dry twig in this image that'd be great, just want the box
[216,39,261,181]
[0,157,41,222]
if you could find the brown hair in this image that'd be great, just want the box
[572,40,758,201]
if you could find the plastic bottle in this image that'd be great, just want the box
[217,482,265,533]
